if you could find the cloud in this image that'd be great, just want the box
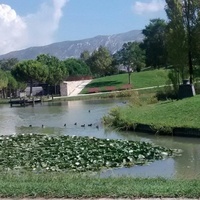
[0,0,68,55]
[133,0,165,15]
[0,4,27,55]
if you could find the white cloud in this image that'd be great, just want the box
[0,0,68,55]
[0,4,27,55]
[133,0,165,15]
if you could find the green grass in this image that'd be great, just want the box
[81,69,169,94]
[104,95,200,130]
[0,172,200,198]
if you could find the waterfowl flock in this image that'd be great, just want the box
[28,109,101,130]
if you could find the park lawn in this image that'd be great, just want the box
[104,95,200,130]
[0,172,200,198]
[81,69,169,94]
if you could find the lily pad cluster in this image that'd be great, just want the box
[0,134,180,172]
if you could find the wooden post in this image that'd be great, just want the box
[40,96,43,104]
[32,97,35,107]
[23,98,26,107]
[10,97,12,107]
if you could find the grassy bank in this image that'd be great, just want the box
[81,69,169,94]
[103,95,200,132]
[0,172,200,198]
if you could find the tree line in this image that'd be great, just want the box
[0,0,200,98]
[0,44,145,98]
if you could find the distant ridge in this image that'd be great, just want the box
[0,30,144,61]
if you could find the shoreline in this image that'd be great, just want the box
[126,123,200,138]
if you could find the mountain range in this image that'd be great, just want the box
[0,30,144,61]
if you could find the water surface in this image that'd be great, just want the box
[0,99,200,179]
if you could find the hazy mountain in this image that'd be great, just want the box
[0,30,144,61]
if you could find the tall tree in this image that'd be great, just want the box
[87,46,113,77]
[5,72,18,97]
[80,50,90,62]
[141,18,167,68]
[11,60,48,96]
[37,54,68,94]
[165,0,200,84]
[0,70,8,98]
[114,42,145,84]
[0,58,19,71]
[63,58,91,77]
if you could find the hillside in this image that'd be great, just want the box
[0,30,144,61]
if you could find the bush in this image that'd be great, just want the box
[88,88,100,93]
[194,82,200,95]
[155,86,178,100]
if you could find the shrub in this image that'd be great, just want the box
[105,86,116,92]
[121,84,132,90]
[194,82,200,95]
[155,86,178,100]
[88,88,100,93]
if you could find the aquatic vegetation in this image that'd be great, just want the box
[0,134,181,172]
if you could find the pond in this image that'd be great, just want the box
[0,99,200,179]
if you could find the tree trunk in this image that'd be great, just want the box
[30,80,33,96]
[127,66,131,84]
[188,50,193,84]
[54,84,57,95]
[186,0,193,84]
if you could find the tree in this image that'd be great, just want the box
[0,70,8,98]
[114,42,145,84]
[87,46,113,77]
[37,54,68,94]
[80,50,90,62]
[165,0,188,82]
[165,0,200,84]
[11,60,49,96]
[5,72,18,97]
[141,18,167,68]
[0,58,19,71]
[63,58,91,77]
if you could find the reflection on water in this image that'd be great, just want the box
[0,99,200,179]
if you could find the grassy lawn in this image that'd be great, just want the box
[0,172,200,198]
[104,95,200,130]
[81,69,169,94]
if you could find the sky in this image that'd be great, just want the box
[0,0,167,55]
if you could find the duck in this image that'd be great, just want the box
[96,125,99,129]
[64,124,66,127]
[74,122,77,125]
[88,123,92,127]
[29,125,32,127]
[42,124,45,128]
[81,124,85,127]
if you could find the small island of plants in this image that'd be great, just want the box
[0,133,181,172]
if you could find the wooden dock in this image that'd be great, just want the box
[9,98,42,107]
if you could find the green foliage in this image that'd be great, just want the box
[0,69,8,90]
[12,60,48,83]
[104,95,200,130]
[87,46,113,77]
[114,42,145,72]
[0,58,18,71]
[5,72,18,90]
[155,86,178,100]
[37,54,68,86]
[80,50,90,61]
[0,133,178,172]
[62,58,91,76]
[168,68,180,92]
[11,60,49,95]
[141,18,168,68]
[82,69,169,94]
[165,0,200,83]
[0,173,200,198]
